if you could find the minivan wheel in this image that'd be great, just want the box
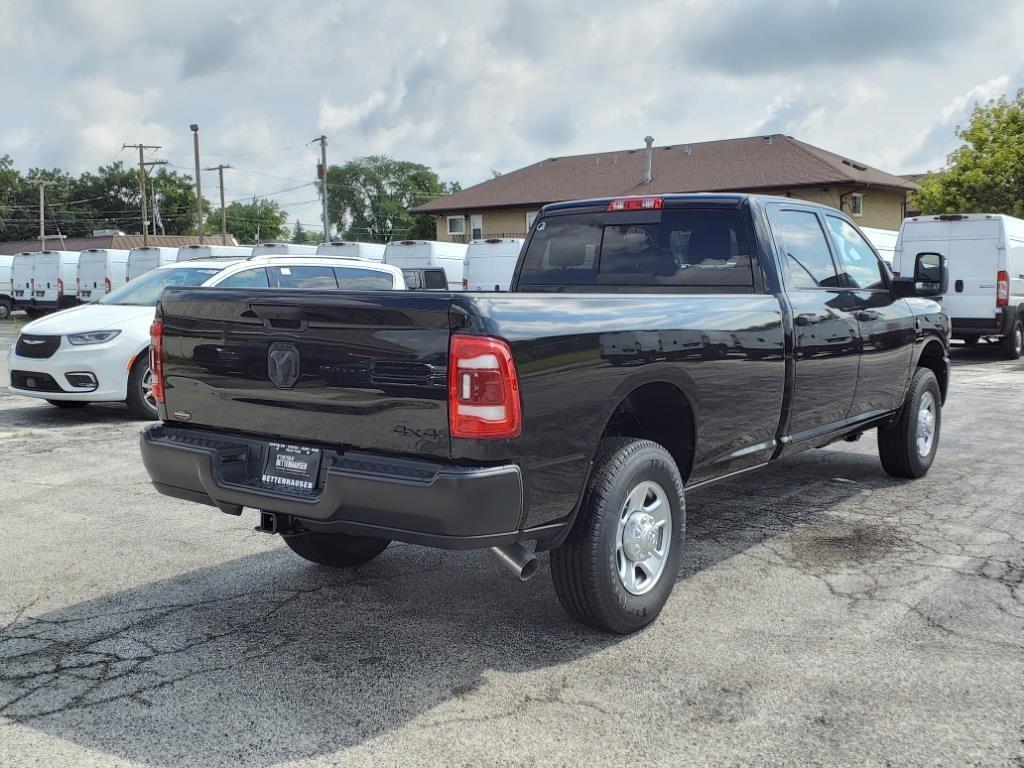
[550,437,685,634]
[0,299,11,320]
[283,530,390,568]
[1000,318,1023,360]
[877,367,942,478]
[125,357,158,420]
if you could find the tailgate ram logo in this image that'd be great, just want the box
[267,343,301,389]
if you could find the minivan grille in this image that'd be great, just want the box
[15,334,61,358]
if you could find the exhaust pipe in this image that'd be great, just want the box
[490,544,539,581]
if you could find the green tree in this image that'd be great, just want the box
[912,89,1024,217]
[291,220,308,243]
[212,198,289,244]
[324,156,457,242]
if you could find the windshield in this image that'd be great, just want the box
[98,267,225,306]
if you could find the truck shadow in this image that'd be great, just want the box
[0,450,882,766]
[0,402,145,428]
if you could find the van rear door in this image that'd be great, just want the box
[899,218,1001,320]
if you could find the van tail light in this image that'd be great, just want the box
[448,334,521,439]
[57,278,64,296]
[149,320,165,404]
[104,277,112,293]
[462,278,468,289]
[997,271,1009,307]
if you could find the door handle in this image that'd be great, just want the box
[854,312,875,322]
[795,314,816,326]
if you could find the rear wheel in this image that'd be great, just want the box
[46,400,88,409]
[0,299,11,320]
[550,437,685,634]
[1000,318,1023,360]
[125,357,158,419]
[877,367,941,478]
[283,530,390,568]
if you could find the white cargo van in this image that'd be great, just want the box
[0,254,14,319]
[126,247,179,282]
[77,249,130,300]
[315,241,386,261]
[860,227,898,269]
[32,250,81,311]
[177,244,252,260]
[383,240,468,291]
[12,252,37,315]
[250,243,318,256]
[463,238,524,291]
[894,213,1024,358]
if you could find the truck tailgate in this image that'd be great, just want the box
[157,288,453,458]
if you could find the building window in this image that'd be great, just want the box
[526,211,538,230]
[470,214,482,240]
[447,216,466,235]
[850,193,863,218]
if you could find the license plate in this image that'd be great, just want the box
[261,442,322,491]
[34,291,45,297]
[80,291,91,297]
[14,291,22,297]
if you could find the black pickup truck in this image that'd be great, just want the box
[141,194,949,633]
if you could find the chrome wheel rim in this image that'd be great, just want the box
[1015,326,1023,355]
[916,391,936,458]
[616,480,671,596]
[141,368,157,411]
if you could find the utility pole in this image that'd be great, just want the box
[312,135,330,242]
[37,181,55,251]
[122,144,165,246]
[204,164,232,245]
[190,124,204,243]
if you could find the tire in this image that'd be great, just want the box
[125,356,158,419]
[961,335,978,347]
[877,367,941,479]
[283,530,390,568]
[999,318,1023,360]
[46,400,88,409]
[0,299,11,320]
[550,437,685,634]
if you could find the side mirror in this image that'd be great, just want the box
[891,251,947,298]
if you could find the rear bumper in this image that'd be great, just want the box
[140,425,527,550]
[951,310,1016,337]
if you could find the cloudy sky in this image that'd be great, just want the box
[2,0,1023,229]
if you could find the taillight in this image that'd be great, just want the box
[149,320,165,404]
[462,278,468,289]
[104,277,112,293]
[57,278,64,296]
[448,334,521,439]
[997,271,1009,307]
[607,196,663,211]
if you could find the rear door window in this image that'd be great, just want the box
[424,270,448,289]
[333,267,393,290]
[269,266,338,289]
[215,268,270,289]
[773,210,842,289]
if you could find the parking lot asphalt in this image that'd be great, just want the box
[0,314,1022,768]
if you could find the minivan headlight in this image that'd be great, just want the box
[67,330,121,345]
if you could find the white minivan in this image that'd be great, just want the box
[126,247,179,282]
[12,252,37,315]
[32,251,81,311]
[316,241,386,261]
[177,244,252,260]
[0,254,14,319]
[384,240,467,291]
[77,249,130,300]
[463,238,524,291]
[894,213,1024,358]
[250,243,318,256]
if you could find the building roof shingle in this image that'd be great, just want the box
[0,234,238,255]
[412,134,917,214]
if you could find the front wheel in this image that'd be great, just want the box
[877,367,941,478]
[125,357,158,419]
[550,437,685,634]
[283,529,390,568]
[0,299,11,320]
[1000,318,1023,360]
